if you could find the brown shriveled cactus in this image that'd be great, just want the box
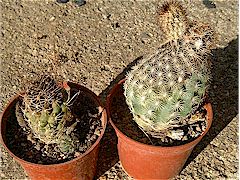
[124,1,214,140]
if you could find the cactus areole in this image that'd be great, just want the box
[124,1,214,138]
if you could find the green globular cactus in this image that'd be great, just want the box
[16,75,80,157]
[124,1,214,138]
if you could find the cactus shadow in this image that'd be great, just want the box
[99,55,143,106]
[95,56,143,178]
[184,37,238,167]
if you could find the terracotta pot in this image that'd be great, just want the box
[107,79,213,180]
[0,82,107,180]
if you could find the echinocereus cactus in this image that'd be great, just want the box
[15,75,80,157]
[124,1,214,138]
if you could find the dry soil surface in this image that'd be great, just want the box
[0,0,238,179]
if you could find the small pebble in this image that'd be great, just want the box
[90,134,97,140]
[56,0,69,3]
[182,135,188,141]
[94,128,101,136]
[75,0,86,6]
[196,125,202,132]
[1,173,6,178]
[74,152,81,157]
[49,16,55,22]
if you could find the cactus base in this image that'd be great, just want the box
[109,79,209,146]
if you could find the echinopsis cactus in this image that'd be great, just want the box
[124,1,214,138]
[16,75,80,157]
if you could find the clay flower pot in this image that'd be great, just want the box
[0,82,107,180]
[107,79,213,179]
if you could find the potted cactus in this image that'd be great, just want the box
[107,1,214,179]
[0,75,107,179]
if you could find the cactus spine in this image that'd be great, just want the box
[16,75,80,157]
[124,1,214,138]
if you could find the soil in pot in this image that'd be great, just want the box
[110,84,208,146]
[5,83,103,165]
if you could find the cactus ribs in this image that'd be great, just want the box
[111,84,207,146]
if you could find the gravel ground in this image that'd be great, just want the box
[0,0,238,179]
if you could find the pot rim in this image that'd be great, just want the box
[107,79,213,151]
[0,81,107,167]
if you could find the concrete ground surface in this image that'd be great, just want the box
[0,0,238,179]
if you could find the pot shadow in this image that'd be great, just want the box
[95,37,238,178]
[98,55,144,106]
[95,56,143,178]
[184,37,238,167]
